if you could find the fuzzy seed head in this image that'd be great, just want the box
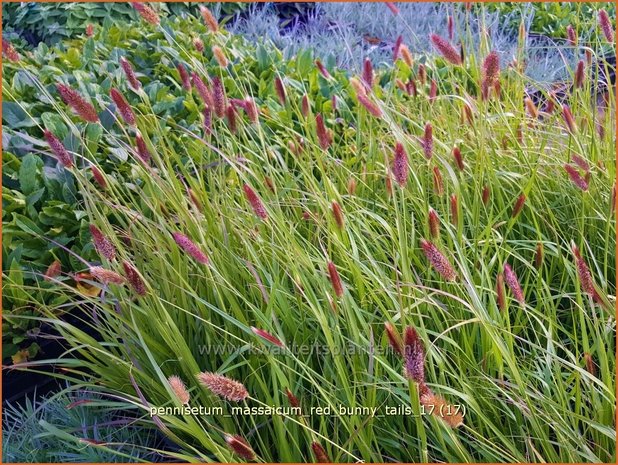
[583,353,596,376]
[135,134,151,164]
[598,9,614,42]
[450,194,459,227]
[421,122,433,159]
[504,263,525,305]
[428,208,440,239]
[481,51,500,100]
[177,63,192,91]
[56,83,99,123]
[285,388,300,408]
[327,261,344,297]
[419,390,464,428]
[243,184,268,220]
[564,164,589,191]
[400,44,414,67]
[89,266,125,285]
[122,260,147,295]
[316,113,332,150]
[315,59,331,79]
[393,35,403,62]
[429,79,438,102]
[574,60,585,89]
[168,375,190,405]
[512,194,526,218]
[432,166,444,196]
[356,93,383,118]
[392,142,409,187]
[89,225,116,261]
[452,146,464,171]
[44,260,62,281]
[311,442,330,463]
[566,25,578,45]
[251,327,284,348]
[496,272,506,311]
[120,57,141,90]
[197,372,248,401]
[86,24,94,37]
[193,37,204,52]
[331,201,344,230]
[534,242,544,269]
[192,72,214,108]
[384,322,403,356]
[562,104,577,133]
[131,2,159,25]
[2,39,20,62]
[482,185,490,206]
[212,45,228,67]
[571,243,600,301]
[420,239,457,281]
[44,130,73,168]
[274,76,286,105]
[110,88,136,126]
[403,326,425,383]
[362,57,374,89]
[430,33,462,65]
[200,6,219,33]
[212,76,227,118]
[225,434,255,460]
[172,232,209,265]
[385,2,400,16]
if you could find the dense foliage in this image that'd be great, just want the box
[2,2,616,463]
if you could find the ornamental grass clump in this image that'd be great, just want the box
[4,5,615,463]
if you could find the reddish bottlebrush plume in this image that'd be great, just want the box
[285,388,300,408]
[516,124,524,144]
[562,104,577,133]
[571,242,601,302]
[86,24,94,37]
[611,182,616,214]
[243,184,268,220]
[419,389,464,428]
[583,353,596,376]
[331,201,345,230]
[385,2,400,16]
[315,59,331,79]
[496,272,506,311]
[428,208,440,239]
[524,97,538,119]
[400,44,414,67]
[598,9,614,42]
[395,79,406,92]
[512,194,526,218]
[89,225,116,261]
[574,60,585,89]
[241,97,259,124]
[449,194,458,227]
[226,105,237,134]
[43,130,73,168]
[176,63,191,91]
[459,41,465,65]
[430,33,462,65]
[429,79,438,102]
[193,37,204,52]
[406,79,417,97]
[212,45,228,68]
[418,63,427,84]
[188,188,203,212]
[44,260,62,281]
[251,327,284,347]
[356,93,382,118]
[203,107,212,135]
[316,114,332,150]
[392,142,409,187]
[432,166,444,196]
[168,375,190,404]
[420,122,433,159]
[110,88,136,126]
[452,146,464,171]
[2,39,20,62]
[331,94,338,112]
[274,76,286,105]
[172,232,209,265]
[447,14,454,41]
[462,101,473,125]
[481,51,500,100]
[196,372,248,401]
[384,322,403,356]
[212,76,227,118]
[503,263,525,305]
[122,260,147,295]
[301,94,310,118]
[362,57,373,90]
[327,261,344,297]
[350,77,365,96]
[347,177,357,196]
[564,164,589,191]
[393,35,403,62]
[571,154,590,173]
[200,6,219,32]
[482,185,490,206]
[492,79,501,99]
[90,266,125,285]
[135,134,151,163]
[566,25,577,45]
[585,49,593,66]
[530,243,543,271]
[56,83,99,123]
[385,174,393,197]
[403,326,425,383]
[312,442,330,463]
[120,57,141,90]
[192,72,214,108]
[131,2,160,25]
[544,93,556,114]
[224,434,255,460]
[420,239,457,281]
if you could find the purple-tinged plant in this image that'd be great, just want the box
[173,232,209,265]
